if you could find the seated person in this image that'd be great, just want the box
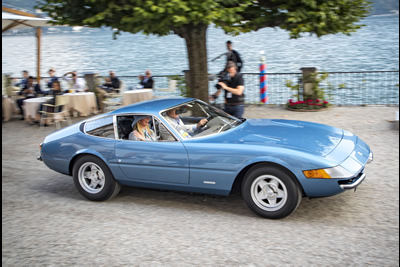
[101,70,120,93]
[137,70,154,89]
[164,108,207,138]
[63,71,86,92]
[129,115,157,141]
[16,76,44,120]
[46,68,58,90]
[96,71,120,112]
[14,70,29,89]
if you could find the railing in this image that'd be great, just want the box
[36,70,399,106]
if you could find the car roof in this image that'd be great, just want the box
[109,97,195,116]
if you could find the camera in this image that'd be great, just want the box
[215,72,231,89]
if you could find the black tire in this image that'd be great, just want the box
[73,155,121,201]
[242,165,302,219]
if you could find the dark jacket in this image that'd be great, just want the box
[140,77,154,89]
[47,76,59,89]
[102,77,120,92]
[227,50,243,72]
[19,84,43,97]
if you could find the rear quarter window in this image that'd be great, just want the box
[84,116,115,139]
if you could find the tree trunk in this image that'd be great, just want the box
[182,24,209,102]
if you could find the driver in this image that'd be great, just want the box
[164,108,208,138]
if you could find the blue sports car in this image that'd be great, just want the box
[38,98,373,219]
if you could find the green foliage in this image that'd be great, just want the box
[36,0,372,39]
[286,72,336,102]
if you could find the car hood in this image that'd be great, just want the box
[213,119,345,157]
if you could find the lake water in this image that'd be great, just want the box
[2,14,399,78]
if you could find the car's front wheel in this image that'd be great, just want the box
[73,155,121,201]
[242,165,302,219]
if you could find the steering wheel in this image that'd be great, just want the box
[205,114,216,123]
[200,114,215,131]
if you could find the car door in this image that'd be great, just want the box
[115,117,189,184]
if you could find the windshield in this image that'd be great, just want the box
[161,100,244,139]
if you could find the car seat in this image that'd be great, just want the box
[118,119,133,139]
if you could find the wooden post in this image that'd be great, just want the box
[36,27,41,82]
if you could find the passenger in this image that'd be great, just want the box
[164,108,207,138]
[129,115,157,141]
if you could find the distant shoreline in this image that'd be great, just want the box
[2,13,399,37]
[372,10,399,16]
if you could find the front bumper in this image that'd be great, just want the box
[338,173,366,190]
[338,151,372,190]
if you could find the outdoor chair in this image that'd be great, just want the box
[102,80,126,112]
[102,93,123,112]
[39,95,72,129]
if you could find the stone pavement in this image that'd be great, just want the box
[2,105,399,266]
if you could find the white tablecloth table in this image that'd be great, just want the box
[22,97,51,120]
[122,89,153,106]
[64,92,97,117]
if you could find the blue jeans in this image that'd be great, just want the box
[224,103,244,118]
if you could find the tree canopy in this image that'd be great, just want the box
[36,0,372,102]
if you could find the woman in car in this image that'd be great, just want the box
[129,115,157,141]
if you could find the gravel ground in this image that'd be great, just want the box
[2,105,399,266]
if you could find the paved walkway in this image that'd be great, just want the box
[2,105,399,266]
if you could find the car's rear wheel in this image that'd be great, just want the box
[242,165,302,219]
[73,155,121,201]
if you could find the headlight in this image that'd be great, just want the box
[303,165,353,179]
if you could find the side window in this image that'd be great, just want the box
[84,116,115,139]
[117,116,134,140]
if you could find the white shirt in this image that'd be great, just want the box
[164,115,198,138]
[63,77,86,92]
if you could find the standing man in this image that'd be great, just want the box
[210,61,245,118]
[226,41,243,72]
